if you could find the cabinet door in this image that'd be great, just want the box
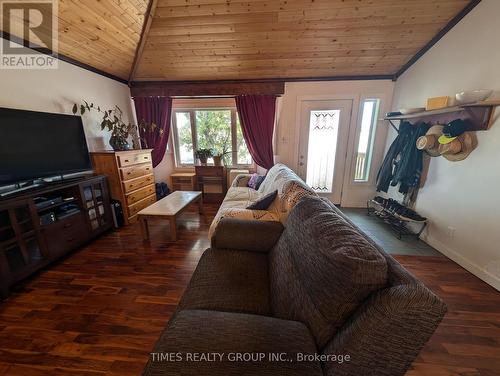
[80,179,112,233]
[0,201,46,289]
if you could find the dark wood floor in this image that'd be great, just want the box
[0,204,499,375]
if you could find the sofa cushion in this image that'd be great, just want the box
[178,248,271,315]
[143,310,323,376]
[223,186,261,202]
[247,190,278,210]
[269,196,388,349]
[247,173,265,190]
[258,163,294,195]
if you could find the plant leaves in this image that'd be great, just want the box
[80,105,85,115]
[72,103,77,114]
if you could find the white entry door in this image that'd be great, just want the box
[297,100,352,204]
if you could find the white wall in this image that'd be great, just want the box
[276,80,394,206]
[388,0,500,290]
[0,38,135,152]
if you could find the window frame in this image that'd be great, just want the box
[353,98,380,183]
[171,107,253,169]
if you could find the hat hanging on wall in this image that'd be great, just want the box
[438,132,478,162]
[416,125,444,157]
[438,119,470,144]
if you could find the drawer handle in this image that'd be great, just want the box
[127,172,131,175]
[63,223,73,228]
[144,156,149,159]
[124,159,130,163]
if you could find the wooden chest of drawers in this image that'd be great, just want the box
[91,149,156,225]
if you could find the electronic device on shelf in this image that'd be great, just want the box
[55,203,81,220]
[56,209,81,220]
[39,212,56,225]
[34,196,63,210]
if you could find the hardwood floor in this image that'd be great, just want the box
[0,203,499,375]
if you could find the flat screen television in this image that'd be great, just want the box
[0,107,92,186]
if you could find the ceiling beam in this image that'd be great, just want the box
[128,0,159,83]
[130,80,286,97]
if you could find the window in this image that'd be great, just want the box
[172,108,252,167]
[174,112,194,165]
[354,99,379,182]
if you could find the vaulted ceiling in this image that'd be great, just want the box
[57,0,148,79]
[1,0,476,82]
[1,0,148,80]
[134,0,472,81]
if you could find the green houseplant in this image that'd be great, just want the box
[72,101,161,151]
[212,148,232,166]
[195,148,213,165]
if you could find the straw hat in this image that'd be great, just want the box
[438,132,477,162]
[416,125,444,157]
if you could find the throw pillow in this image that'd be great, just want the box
[247,173,266,190]
[247,190,278,210]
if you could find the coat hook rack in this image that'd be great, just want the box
[382,101,500,133]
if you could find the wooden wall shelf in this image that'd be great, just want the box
[383,101,500,132]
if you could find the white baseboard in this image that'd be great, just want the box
[421,233,500,292]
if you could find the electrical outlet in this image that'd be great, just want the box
[446,226,455,238]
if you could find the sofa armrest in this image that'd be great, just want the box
[211,218,284,253]
[232,173,253,187]
[322,284,447,376]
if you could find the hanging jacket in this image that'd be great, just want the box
[376,121,429,194]
[392,122,430,193]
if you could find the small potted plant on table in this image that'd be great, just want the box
[195,148,214,165]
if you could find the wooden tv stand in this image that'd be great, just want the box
[0,175,112,299]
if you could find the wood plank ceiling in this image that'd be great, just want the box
[0,0,474,82]
[1,0,148,80]
[58,0,148,80]
[133,0,471,81]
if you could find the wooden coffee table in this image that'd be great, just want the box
[137,191,203,241]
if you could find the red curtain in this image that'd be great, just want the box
[133,96,172,167]
[235,95,276,170]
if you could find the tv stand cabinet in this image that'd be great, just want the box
[0,175,112,299]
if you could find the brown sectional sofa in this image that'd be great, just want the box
[143,195,446,376]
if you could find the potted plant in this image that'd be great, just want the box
[195,148,213,165]
[72,101,161,151]
[212,148,232,166]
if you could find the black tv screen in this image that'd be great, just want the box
[0,107,92,185]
